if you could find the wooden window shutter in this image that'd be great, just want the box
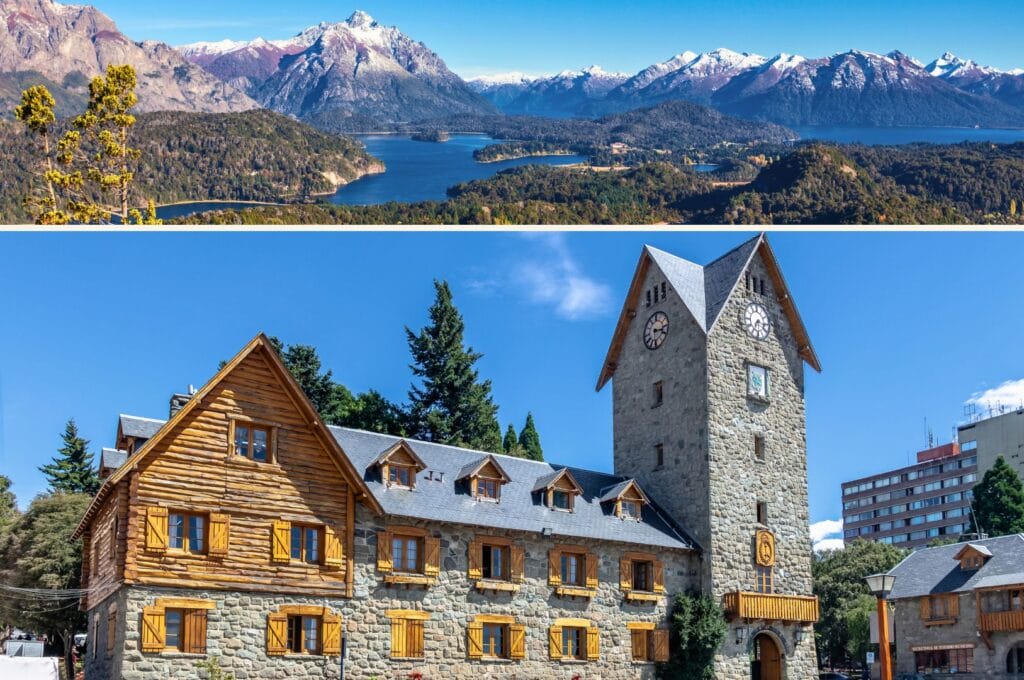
[140,606,164,652]
[468,540,482,580]
[654,559,666,593]
[511,544,525,583]
[390,618,407,658]
[322,612,342,655]
[919,597,930,620]
[548,626,562,659]
[324,526,344,569]
[948,595,960,618]
[586,626,600,660]
[652,629,670,662]
[425,536,441,577]
[145,507,168,553]
[266,613,288,655]
[271,520,290,563]
[630,629,646,660]
[183,609,207,654]
[620,556,633,592]
[548,548,561,586]
[208,513,229,557]
[408,619,424,658]
[467,621,483,659]
[510,623,526,660]
[585,553,599,589]
[377,530,393,572]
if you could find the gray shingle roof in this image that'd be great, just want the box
[887,534,1024,599]
[100,448,127,471]
[329,426,697,552]
[645,234,761,333]
[118,414,164,440]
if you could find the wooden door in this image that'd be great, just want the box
[756,634,782,680]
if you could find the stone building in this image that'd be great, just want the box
[887,533,1024,677]
[74,235,820,680]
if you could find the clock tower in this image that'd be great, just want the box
[597,235,820,680]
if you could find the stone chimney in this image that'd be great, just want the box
[169,385,197,417]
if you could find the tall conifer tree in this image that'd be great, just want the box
[406,280,503,452]
[518,412,544,461]
[972,455,1024,536]
[38,419,99,495]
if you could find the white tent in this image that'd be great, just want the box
[0,656,60,680]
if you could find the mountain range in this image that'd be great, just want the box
[3,0,1024,130]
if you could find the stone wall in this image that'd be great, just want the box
[894,594,1024,677]
[88,507,698,679]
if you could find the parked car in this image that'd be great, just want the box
[819,673,850,680]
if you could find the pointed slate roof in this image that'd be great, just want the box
[887,534,1024,599]
[597,234,821,390]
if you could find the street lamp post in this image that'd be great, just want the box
[865,573,896,680]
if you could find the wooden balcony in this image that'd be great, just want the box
[723,591,819,623]
[979,609,1024,632]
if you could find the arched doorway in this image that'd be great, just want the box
[1008,643,1024,674]
[752,633,783,680]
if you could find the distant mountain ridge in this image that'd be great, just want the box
[0,0,257,113]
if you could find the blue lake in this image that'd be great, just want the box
[795,126,1024,145]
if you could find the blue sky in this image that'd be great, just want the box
[2,232,1024,548]
[90,0,1024,76]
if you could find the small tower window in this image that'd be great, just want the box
[655,443,664,468]
[653,381,663,407]
[756,501,768,525]
[645,290,651,307]
[754,434,766,461]
[660,282,666,300]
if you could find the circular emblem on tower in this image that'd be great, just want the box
[755,529,776,567]
[643,311,669,350]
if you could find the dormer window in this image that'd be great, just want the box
[533,468,583,513]
[954,543,992,571]
[457,455,511,504]
[600,479,650,521]
[372,441,427,490]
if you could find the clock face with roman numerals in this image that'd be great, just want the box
[743,302,771,340]
[643,312,669,350]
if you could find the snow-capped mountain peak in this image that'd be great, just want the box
[346,10,376,28]
[467,72,541,86]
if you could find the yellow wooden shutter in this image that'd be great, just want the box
[585,553,599,589]
[183,609,208,654]
[467,620,483,659]
[140,606,164,652]
[425,536,440,577]
[654,559,666,593]
[145,507,168,553]
[620,556,633,592]
[652,629,670,662]
[511,544,525,583]
[266,613,287,655]
[468,540,482,580]
[630,629,646,660]
[324,526,343,569]
[548,548,561,586]
[322,612,342,655]
[377,530,393,572]
[586,626,600,660]
[390,618,407,658]
[510,623,526,660]
[948,595,960,618]
[919,597,930,620]
[408,619,424,658]
[271,520,290,563]
[548,626,562,659]
[208,513,229,557]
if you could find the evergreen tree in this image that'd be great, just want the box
[503,424,518,454]
[0,475,16,536]
[659,591,727,679]
[517,412,544,461]
[406,280,502,452]
[972,455,1024,537]
[267,337,336,417]
[38,420,99,495]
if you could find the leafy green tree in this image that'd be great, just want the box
[658,591,727,679]
[813,540,906,668]
[972,455,1024,537]
[517,412,544,461]
[38,420,99,495]
[0,492,92,680]
[503,424,518,454]
[406,280,503,452]
[336,389,406,436]
[843,594,877,668]
[0,475,16,535]
[14,64,160,224]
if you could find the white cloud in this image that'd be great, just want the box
[966,378,1024,415]
[810,518,845,553]
[469,234,612,321]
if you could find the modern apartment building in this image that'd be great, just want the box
[842,443,978,550]
[957,407,1024,479]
